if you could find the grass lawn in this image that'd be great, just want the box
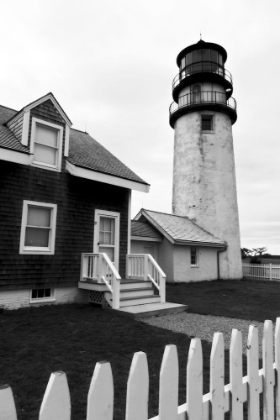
[167,278,280,323]
[1,278,277,419]
[1,304,215,420]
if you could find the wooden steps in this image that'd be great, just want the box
[103,279,187,317]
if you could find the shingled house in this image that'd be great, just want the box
[0,93,154,310]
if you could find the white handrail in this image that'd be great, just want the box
[127,254,166,303]
[81,253,121,309]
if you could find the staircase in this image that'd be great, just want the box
[104,279,161,308]
[103,279,187,318]
[79,253,187,318]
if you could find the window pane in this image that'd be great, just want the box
[34,143,57,166]
[202,49,210,61]
[99,246,114,262]
[36,124,58,147]
[45,289,51,297]
[27,207,51,227]
[186,52,192,66]
[180,57,185,69]
[38,289,44,298]
[211,50,218,63]
[25,227,50,247]
[99,217,115,245]
[192,49,202,63]
[32,289,38,298]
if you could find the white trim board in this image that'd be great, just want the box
[0,147,30,165]
[66,161,150,192]
[131,236,162,242]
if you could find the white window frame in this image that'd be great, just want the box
[30,288,55,304]
[20,201,57,255]
[30,117,63,171]
[190,246,199,267]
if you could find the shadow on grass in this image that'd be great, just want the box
[0,304,214,420]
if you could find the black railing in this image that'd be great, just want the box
[172,62,233,91]
[169,91,237,115]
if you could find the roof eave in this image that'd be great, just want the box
[66,161,150,192]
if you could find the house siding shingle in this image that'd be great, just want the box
[0,161,129,290]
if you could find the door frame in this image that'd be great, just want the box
[93,209,120,271]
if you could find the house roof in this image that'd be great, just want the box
[0,97,149,187]
[131,220,163,239]
[68,130,148,186]
[135,209,226,247]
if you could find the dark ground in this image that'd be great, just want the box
[1,278,278,419]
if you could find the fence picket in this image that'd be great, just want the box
[187,338,203,420]
[230,329,243,420]
[247,325,260,420]
[275,318,280,419]
[0,385,17,420]
[159,344,178,420]
[263,320,274,420]
[39,371,70,420]
[126,352,149,420]
[210,333,224,420]
[87,361,113,420]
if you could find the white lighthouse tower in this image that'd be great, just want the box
[170,39,242,279]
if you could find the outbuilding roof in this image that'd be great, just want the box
[135,209,226,247]
[131,220,163,240]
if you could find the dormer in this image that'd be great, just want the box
[5,93,72,170]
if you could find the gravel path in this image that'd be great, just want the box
[140,312,266,354]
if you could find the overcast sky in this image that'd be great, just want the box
[1,0,279,254]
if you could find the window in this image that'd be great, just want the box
[31,118,63,171]
[201,115,213,131]
[20,201,57,254]
[30,288,55,303]
[191,247,198,266]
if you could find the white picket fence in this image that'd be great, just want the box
[243,263,280,280]
[1,318,280,420]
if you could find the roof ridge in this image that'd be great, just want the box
[70,127,89,134]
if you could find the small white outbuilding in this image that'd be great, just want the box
[131,209,228,283]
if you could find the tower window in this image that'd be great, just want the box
[201,115,213,131]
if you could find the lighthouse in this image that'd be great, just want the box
[169,39,242,279]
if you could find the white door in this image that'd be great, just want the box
[94,210,120,270]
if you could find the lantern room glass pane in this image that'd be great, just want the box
[202,49,210,61]
[192,49,202,63]
[211,50,218,63]
[186,52,192,66]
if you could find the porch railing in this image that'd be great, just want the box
[80,253,121,309]
[243,263,280,281]
[126,254,166,303]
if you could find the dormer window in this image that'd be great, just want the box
[31,118,63,171]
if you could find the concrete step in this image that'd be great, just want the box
[113,302,188,318]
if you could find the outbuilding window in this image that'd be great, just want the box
[191,246,198,266]
[20,201,57,255]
